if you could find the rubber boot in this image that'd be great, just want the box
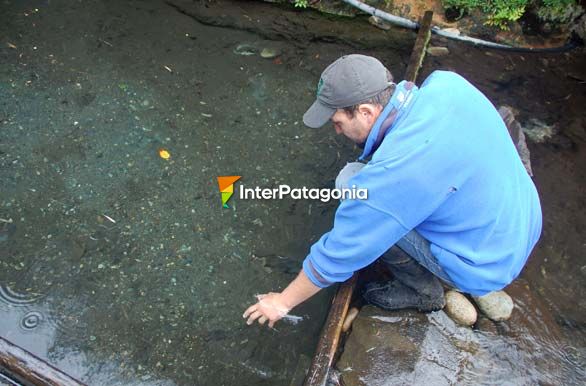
[363,246,445,312]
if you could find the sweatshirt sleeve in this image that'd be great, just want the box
[302,196,411,288]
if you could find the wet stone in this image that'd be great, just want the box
[444,290,477,326]
[337,306,474,386]
[473,291,514,322]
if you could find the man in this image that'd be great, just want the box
[243,54,542,327]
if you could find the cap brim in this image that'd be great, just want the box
[303,99,336,129]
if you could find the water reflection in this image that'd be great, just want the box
[0,284,175,385]
[426,279,586,385]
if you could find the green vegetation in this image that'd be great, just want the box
[537,0,582,23]
[294,0,309,8]
[442,0,578,29]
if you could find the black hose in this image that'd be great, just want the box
[341,0,581,53]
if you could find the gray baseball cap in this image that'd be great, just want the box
[303,54,391,128]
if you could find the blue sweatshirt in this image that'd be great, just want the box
[302,71,542,296]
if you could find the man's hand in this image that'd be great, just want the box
[243,292,290,328]
[243,270,322,328]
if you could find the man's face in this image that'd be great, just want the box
[330,104,382,147]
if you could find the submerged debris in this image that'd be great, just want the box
[233,43,257,56]
[158,148,171,160]
[260,47,280,59]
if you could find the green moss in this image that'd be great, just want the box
[538,0,582,23]
[442,0,578,30]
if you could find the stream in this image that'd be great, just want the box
[1,0,584,385]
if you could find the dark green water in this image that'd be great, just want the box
[0,0,355,384]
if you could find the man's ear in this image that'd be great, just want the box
[357,104,382,124]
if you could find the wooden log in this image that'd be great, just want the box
[0,336,86,386]
[303,275,356,386]
[404,11,434,83]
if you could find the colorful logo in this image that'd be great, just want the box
[217,176,241,208]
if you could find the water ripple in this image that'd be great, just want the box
[20,310,44,330]
[0,283,45,305]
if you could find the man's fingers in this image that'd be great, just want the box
[243,304,257,319]
[268,320,275,328]
[246,310,262,325]
[258,316,267,325]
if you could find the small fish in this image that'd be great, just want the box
[253,294,304,325]
[281,314,304,325]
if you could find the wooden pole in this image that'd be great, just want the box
[302,275,356,386]
[0,336,86,386]
[302,11,434,386]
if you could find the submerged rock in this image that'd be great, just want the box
[260,47,281,59]
[444,290,477,326]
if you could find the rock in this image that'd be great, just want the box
[498,105,533,176]
[325,368,341,386]
[444,290,477,326]
[337,306,476,386]
[427,46,450,57]
[473,291,514,322]
[522,118,556,143]
[342,307,359,332]
[474,315,499,334]
[368,16,391,31]
[260,47,281,59]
